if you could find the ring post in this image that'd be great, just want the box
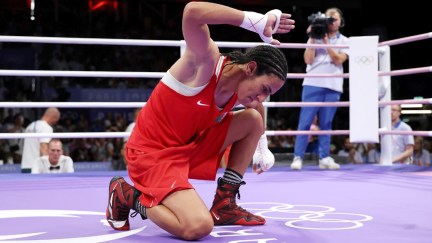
[348,36,379,144]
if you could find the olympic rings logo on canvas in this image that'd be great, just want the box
[239,202,373,230]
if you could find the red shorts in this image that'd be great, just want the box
[126,113,232,208]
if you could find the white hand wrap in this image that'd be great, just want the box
[253,133,275,171]
[240,10,282,44]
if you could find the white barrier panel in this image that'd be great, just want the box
[349,36,379,143]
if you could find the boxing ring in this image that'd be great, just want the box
[0,33,432,242]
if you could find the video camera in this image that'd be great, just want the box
[307,12,335,39]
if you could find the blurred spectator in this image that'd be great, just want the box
[123,108,141,144]
[110,137,125,170]
[280,132,295,151]
[268,136,282,149]
[354,142,369,163]
[5,113,26,163]
[69,138,92,162]
[120,108,141,169]
[413,136,431,166]
[91,137,114,162]
[337,137,364,164]
[3,108,15,124]
[21,107,61,173]
[367,143,381,163]
[390,105,414,164]
[31,139,74,174]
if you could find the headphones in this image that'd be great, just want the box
[327,7,345,29]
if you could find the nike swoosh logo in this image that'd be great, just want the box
[211,211,220,220]
[197,100,210,106]
[171,180,177,188]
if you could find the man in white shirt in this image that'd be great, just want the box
[21,107,61,173]
[390,105,414,164]
[32,139,74,174]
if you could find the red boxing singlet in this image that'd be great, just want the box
[126,56,238,207]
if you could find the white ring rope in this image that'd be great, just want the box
[0,66,430,79]
[1,129,431,140]
[0,98,431,108]
[0,132,130,139]
[0,70,166,78]
[378,32,432,47]
[267,130,432,137]
[0,35,346,48]
[0,102,146,108]
[0,36,188,47]
[1,32,430,48]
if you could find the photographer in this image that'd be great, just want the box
[291,7,349,170]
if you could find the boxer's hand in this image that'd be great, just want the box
[252,134,275,174]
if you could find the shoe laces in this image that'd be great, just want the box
[218,180,246,200]
[235,181,246,200]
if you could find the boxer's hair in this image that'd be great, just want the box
[224,45,288,81]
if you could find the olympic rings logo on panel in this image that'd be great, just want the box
[239,202,373,230]
[354,55,374,65]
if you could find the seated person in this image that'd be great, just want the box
[413,136,431,166]
[337,137,364,164]
[32,139,74,174]
[390,105,414,164]
[367,143,380,163]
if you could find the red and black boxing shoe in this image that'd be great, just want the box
[210,197,266,225]
[209,178,265,225]
[106,176,137,231]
